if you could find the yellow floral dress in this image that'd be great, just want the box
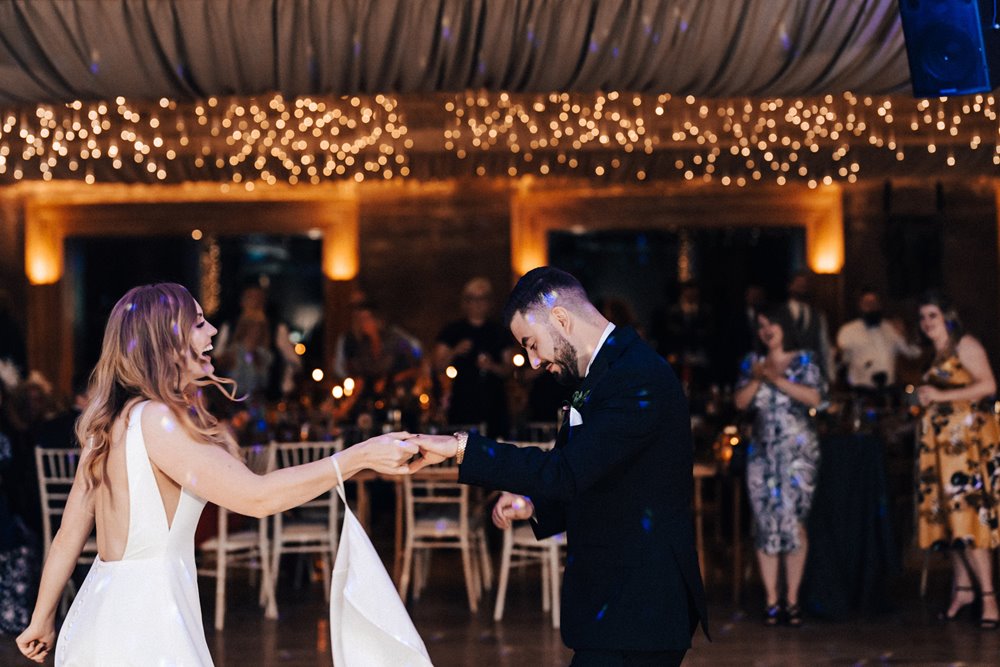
[917,354,1000,549]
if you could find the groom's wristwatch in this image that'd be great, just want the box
[453,431,469,464]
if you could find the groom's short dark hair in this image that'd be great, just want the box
[502,266,589,329]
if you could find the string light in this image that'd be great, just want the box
[0,91,996,185]
[0,94,407,184]
[442,91,1000,184]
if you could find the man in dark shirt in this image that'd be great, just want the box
[434,277,514,438]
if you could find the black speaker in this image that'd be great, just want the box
[899,0,1000,96]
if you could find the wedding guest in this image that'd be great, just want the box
[734,304,825,627]
[653,282,714,393]
[0,379,37,638]
[786,271,834,379]
[5,372,58,538]
[333,300,424,425]
[836,288,921,390]
[914,291,1000,629]
[218,309,274,401]
[718,283,767,386]
[214,284,301,399]
[410,267,708,666]
[34,374,89,450]
[434,277,514,437]
[0,290,26,382]
[15,283,418,664]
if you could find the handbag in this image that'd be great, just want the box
[329,458,434,667]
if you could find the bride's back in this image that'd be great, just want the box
[94,406,180,562]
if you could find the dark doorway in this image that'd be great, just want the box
[68,235,200,380]
[549,227,805,331]
[548,226,806,387]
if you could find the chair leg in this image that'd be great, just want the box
[548,545,561,629]
[460,537,479,613]
[270,541,283,609]
[215,549,227,631]
[398,540,414,600]
[493,532,513,621]
[541,554,551,612]
[258,538,270,608]
[469,544,483,602]
[321,552,332,603]
[920,550,930,599]
[262,542,278,619]
[415,551,431,599]
[477,530,493,592]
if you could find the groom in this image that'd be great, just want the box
[412,267,708,666]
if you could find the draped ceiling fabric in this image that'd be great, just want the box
[0,0,909,103]
[2,0,996,186]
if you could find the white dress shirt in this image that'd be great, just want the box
[570,323,616,426]
[836,318,921,388]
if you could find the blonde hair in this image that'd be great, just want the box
[77,283,238,489]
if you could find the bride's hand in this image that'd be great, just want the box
[356,431,419,475]
[405,434,458,472]
[16,617,55,663]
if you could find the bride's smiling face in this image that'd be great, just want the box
[182,301,218,385]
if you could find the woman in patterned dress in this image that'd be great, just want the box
[915,291,1000,628]
[735,304,825,627]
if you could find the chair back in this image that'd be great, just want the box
[274,440,343,512]
[216,442,277,536]
[403,468,468,537]
[35,447,83,557]
[242,441,277,475]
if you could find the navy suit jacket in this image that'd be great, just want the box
[459,326,709,651]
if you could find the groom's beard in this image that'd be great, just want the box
[548,327,583,387]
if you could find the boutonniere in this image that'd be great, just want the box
[570,389,591,410]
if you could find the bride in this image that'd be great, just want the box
[15,282,418,665]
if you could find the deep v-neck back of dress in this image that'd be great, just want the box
[56,401,214,666]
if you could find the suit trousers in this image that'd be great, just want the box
[569,648,686,666]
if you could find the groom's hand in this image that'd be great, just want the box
[406,434,458,472]
[492,492,534,530]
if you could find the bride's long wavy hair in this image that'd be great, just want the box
[77,283,238,489]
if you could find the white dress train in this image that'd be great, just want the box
[56,401,213,666]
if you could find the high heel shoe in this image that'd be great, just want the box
[939,585,976,621]
[785,603,803,628]
[979,591,998,630]
[763,603,782,627]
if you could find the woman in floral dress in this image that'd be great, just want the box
[915,291,1000,628]
[735,304,825,627]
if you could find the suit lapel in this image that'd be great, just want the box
[554,326,638,447]
[575,326,637,411]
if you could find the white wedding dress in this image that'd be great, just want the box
[56,401,214,666]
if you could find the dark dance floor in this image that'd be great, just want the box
[5,552,1000,666]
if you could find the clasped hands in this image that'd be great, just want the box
[368,432,462,474]
[750,360,785,384]
[376,433,534,530]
